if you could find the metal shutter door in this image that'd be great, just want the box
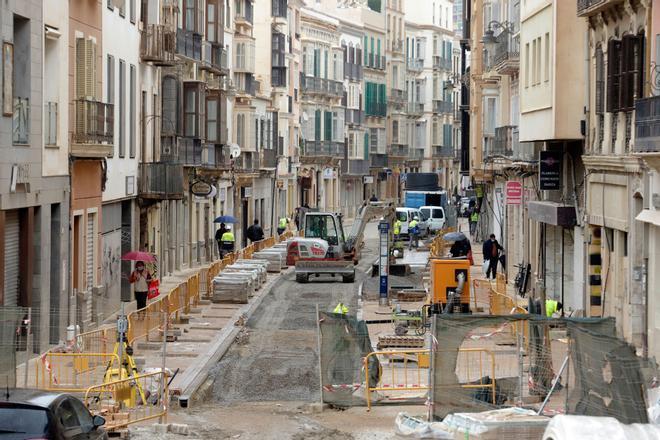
[86,213,94,290]
[4,211,19,307]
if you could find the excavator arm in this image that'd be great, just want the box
[344,201,396,256]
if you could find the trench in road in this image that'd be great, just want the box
[209,236,378,403]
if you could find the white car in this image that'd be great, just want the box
[395,207,430,238]
[420,206,446,232]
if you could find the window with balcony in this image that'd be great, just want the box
[206,0,223,44]
[272,32,286,87]
[184,82,205,138]
[184,0,204,34]
[365,82,386,117]
[162,76,179,136]
[206,95,225,144]
[272,0,287,17]
[392,120,399,143]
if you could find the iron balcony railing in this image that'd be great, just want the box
[432,146,454,158]
[140,24,176,65]
[138,162,184,199]
[433,100,453,114]
[490,125,516,157]
[432,56,452,71]
[407,58,423,71]
[302,140,344,157]
[392,39,404,53]
[176,29,202,61]
[491,35,520,70]
[389,88,406,103]
[366,102,387,117]
[366,54,386,70]
[261,148,277,168]
[73,99,114,145]
[161,138,230,168]
[345,108,364,126]
[341,159,369,175]
[407,102,424,114]
[635,96,660,153]
[234,151,260,172]
[370,153,388,168]
[300,74,344,97]
[577,0,606,16]
[388,144,409,157]
[344,62,364,81]
[236,73,257,96]
[201,41,228,73]
[44,101,57,146]
[410,148,424,159]
[13,97,29,144]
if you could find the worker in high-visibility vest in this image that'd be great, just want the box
[333,302,348,314]
[469,209,479,238]
[408,217,420,250]
[220,226,235,257]
[545,299,563,317]
[277,217,288,236]
[393,219,402,241]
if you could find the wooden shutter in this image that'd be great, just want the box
[621,35,635,111]
[595,46,604,114]
[636,33,645,100]
[314,109,321,141]
[324,111,332,141]
[606,39,621,113]
[76,38,97,99]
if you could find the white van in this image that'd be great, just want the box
[420,206,446,232]
[395,207,429,238]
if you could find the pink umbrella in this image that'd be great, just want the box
[121,251,156,262]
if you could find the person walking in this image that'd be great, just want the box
[393,218,402,242]
[469,208,479,240]
[220,225,236,256]
[215,222,228,256]
[277,216,288,236]
[408,216,420,250]
[246,219,264,243]
[370,193,378,202]
[129,261,152,318]
[482,234,504,280]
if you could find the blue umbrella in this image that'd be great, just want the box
[214,215,237,224]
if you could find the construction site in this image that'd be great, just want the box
[3,210,660,439]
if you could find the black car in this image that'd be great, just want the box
[0,389,107,439]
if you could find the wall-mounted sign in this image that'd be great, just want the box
[323,168,335,179]
[243,186,252,198]
[505,181,523,205]
[125,176,135,196]
[363,176,374,184]
[539,150,563,191]
[219,187,226,202]
[190,180,212,197]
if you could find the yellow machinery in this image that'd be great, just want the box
[429,258,471,314]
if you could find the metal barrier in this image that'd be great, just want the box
[84,371,168,431]
[364,348,496,410]
[77,327,118,355]
[35,352,120,393]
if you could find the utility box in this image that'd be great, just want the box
[429,258,471,313]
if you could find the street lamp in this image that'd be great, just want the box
[480,20,515,53]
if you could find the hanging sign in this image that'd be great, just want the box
[539,151,563,190]
[505,181,523,205]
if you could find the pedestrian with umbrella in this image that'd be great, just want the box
[122,251,156,319]
[214,215,237,257]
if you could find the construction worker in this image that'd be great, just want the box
[469,208,479,239]
[277,216,288,236]
[220,225,235,257]
[393,218,402,242]
[333,302,349,314]
[408,216,420,250]
[545,299,563,317]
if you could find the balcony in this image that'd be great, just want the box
[342,158,370,175]
[140,24,176,66]
[201,41,228,74]
[635,96,660,154]
[344,62,364,81]
[365,102,387,117]
[370,153,388,168]
[409,148,424,159]
[235,2,254,26]
[366,54,386,70]
[44,101,57,146]
[487,125,517,158]
[161,138,230,168]
[345,108,364,126]
[236,73,257,96]
[176,29,202,61]
[407,58,423,72]
[432,56,452,71]
[432,146,454,158]
[407,102,424,115]
[139,162,185,200]
[389,88,406,104]
[490,36,520,75]
[433,100,452,114]
[261,148,277,168]
[300,74,344,98]
[391,39,404,54]
[234,151,260,172]
[71,99,114,158]
[302,140,344,158]
[13,97,29,145]
[577,0,614,17]
[388,144,409,158]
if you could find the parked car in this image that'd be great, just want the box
[395,207,430,238]
[419,206,446,232]
[0,389,107,439]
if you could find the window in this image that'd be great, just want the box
[273,0,286,17]
[119,59,125,157]
[226,0,231,27]
[184,82,204,138]
[595,45,604,114]
[236,113,245,146]
[106,55,115,104]
[525,43,530,87]
[544,33,550,82]
[607,39,622,112]
[207,0,220,43]
[206,98,218,143]
[129,64,136,158]
[130,0,135,23]
[393,120,399,143]
[162,76,179,136]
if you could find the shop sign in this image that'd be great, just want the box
[243,186,252,198]
[323,168,335,179]
[363,176,374,184]
[190,180,212,197]
[506,181,523,205]
[539,151,563,190]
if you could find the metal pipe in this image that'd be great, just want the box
[538,355,569,415]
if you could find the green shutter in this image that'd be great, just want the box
[324,111,332,141]
[364,36,368,64]
[364,132,369,158]
[378,84,386,116]
[371,37,374,56]
[324,50,328,79]
[315,109,321,141]
[377,39,381,57]
[314,49,320,77]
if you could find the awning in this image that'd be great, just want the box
[528,201,577,227]
[636,209,660,227]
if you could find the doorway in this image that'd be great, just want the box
[242,198,248,248]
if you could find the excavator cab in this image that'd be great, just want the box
[302,213,347,258]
